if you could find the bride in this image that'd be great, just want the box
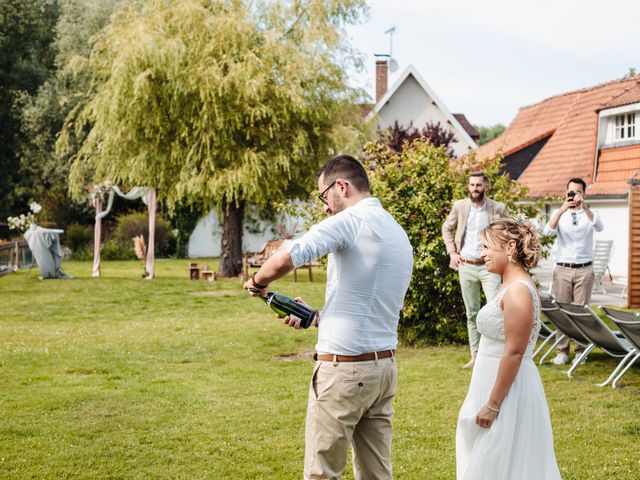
[456,218,562,479]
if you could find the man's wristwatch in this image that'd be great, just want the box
[251,273,268,289]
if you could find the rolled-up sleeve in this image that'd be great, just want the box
[542,222,557,237]
[285,211,360,268]
[591,211,604,232]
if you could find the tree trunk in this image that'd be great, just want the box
[219,199,244,278]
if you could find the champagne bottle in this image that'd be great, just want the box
[257,292,318,329]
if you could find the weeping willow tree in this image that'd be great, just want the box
[58,0,368,276]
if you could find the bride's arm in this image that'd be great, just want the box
[476,284,534,428]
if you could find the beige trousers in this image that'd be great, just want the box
[552,264,594,353]
[304,356,397,480]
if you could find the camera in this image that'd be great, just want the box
[567,191,576,200]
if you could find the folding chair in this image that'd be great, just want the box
[600,306,640,388]
[592,240,613,294]
[556,302,638,387]
[538,298,592,374]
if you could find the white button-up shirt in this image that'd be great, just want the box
[460,201,489,261]
[285,197,413,355]
[543,208,604,263]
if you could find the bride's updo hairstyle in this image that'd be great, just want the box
[480,218,541,269]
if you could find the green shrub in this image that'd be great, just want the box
[364,139,544,344]
[111,212,175,258]
[63,224,93,251]
[101,238,136,261]
[63,223,93,257]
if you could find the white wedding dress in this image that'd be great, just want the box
[456,280,562,480]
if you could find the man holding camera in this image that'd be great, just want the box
[543,178,604,365]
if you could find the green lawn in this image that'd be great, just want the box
[0,259,639,479]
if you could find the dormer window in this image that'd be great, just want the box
[614,113,636,140]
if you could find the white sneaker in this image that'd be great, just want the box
[552,352,569,365]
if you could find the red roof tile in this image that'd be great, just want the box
[589,145,640,195]
[599,82,640,110]
[476,76,640,197]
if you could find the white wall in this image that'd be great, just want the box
[544,199,628,278]
[188,208,305,258]
[376,75,474,158]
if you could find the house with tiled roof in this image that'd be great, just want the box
[476,75,640,283]
[369,60,478,158]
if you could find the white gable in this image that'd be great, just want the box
[368,65,477,158]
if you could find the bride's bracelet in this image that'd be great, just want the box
[485,402,500,413]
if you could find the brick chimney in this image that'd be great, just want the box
[375,56,389,103]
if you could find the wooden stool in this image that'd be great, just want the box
[189,263,200,280]
[201,271,216,281]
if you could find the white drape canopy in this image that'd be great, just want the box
[92,185,157,279]
[96,186,153,220]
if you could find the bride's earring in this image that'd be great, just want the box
[507,254,515,264]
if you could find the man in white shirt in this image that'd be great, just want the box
[544,177,604,365]
[243,155,413,480]
[442,172,509,368]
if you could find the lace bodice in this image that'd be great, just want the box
[476,279,541,353]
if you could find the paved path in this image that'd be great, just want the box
[590,280,628,307]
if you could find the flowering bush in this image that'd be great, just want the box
[7,202,42,232]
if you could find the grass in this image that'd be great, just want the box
[0,259,639,479]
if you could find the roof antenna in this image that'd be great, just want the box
[384,26,399,73]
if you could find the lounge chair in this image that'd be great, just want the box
[538,297,592,372]
[556,302,638,387]
[600,306,640,388]
[534,294,558,359]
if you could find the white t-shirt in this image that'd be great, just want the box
[460,201,489,261]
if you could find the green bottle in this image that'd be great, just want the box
[258,292,318,328]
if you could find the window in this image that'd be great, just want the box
[614,113,636,140]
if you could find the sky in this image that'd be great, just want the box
[345,0,640,126]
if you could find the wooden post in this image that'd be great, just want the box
[92,195,102,278]
[627,179,640,308]
[145,189,157,280]
[14,240,19,271]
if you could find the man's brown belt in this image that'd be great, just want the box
[461,258,485,265]
[314,350,394,362]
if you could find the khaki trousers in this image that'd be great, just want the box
[304,356,397,480]
[552,264,594,354]
[458,263,502,356]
